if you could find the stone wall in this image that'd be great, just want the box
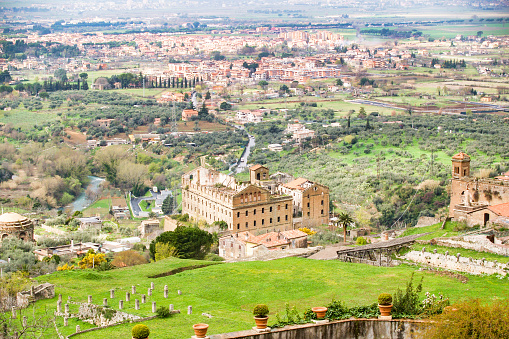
[209,319,429,339]
[403,250,508,276]
[436,235,509,256]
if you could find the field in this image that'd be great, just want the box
[30,256,509,339]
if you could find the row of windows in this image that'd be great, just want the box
[236,204,288,217]
[236,215,288,230]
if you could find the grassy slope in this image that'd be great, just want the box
[33,256,509,339]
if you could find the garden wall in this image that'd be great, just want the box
[209,319,428,339]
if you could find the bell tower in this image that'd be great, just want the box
[452,152,470,179]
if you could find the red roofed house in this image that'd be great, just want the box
[218,229,308,259]
[182,109,199,121]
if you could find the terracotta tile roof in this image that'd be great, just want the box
[283,177,309,190]
[281,230,307,239]
[253,232,289,248]
[488,202,509,217]
[452,152,470,160]
[249,164,267,171]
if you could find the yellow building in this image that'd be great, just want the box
[181,166,293,233]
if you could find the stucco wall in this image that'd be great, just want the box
[209,319,428,339]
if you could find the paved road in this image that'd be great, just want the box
[228,125,255,174]
[307,244,352,260]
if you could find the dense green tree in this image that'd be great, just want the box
[162,195,175,215]
[149,226,215,260]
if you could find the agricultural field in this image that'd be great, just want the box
[29,256,509,339]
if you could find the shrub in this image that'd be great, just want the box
[425,299,509,338]
[132,324,150,339]
[392,273,423,317]
[156,306,170,318]
[253,304,269,317]
[421,292,450,317]
[356,236,368,245]
[378,293,392,305]
[204,253,225,261]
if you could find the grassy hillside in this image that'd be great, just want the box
[31,256,509,339]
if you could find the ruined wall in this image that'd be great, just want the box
[450,178,509,217]
[209,319,428,339]
[436,235,509,256]
[403,250,507,276]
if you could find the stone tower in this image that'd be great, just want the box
[452,152,470,179]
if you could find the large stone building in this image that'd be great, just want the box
[0,212,34,242]
[449,153,509,227]
[181,165,329,233]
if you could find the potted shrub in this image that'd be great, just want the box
[253,304,269,329]
[132,324,150,339]
[378,293,393,316]
[311,307,328,319]
[192,323,209,338]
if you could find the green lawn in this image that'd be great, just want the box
[400,221,462,240]
[30,256,509,339]
[82,198,111,217]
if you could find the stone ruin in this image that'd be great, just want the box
[76,302,142,327]
[0,283,55,312]
[403,249,508,276]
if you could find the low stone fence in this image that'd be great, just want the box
[403,249,508,276]
[436,235,509,256]
[209,319,429,339]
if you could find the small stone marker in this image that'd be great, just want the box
[58,294,62,302]
[126,292,130,302]
[132,285,136,295]
[445,251,449,256]
[11,307,16,319]
[103,298,108,307]
[421,247,425,253]
[178,290,182,295]
[119,300,124,310]
[456,253,461,261]
[57,300,62,313]
[76,325,80,333]
[141,294,146,303]
[187,305,192,315]
[65,304,69,315]
[110,289,115,299]
[433,249,437,254]
[147,288,152,297]
[135,299,140,310]
[150,282,154,289]
[88,295,92,303]
[64,317,68,327]
[169,304,174,312]
[68,296,71,302]
[152,302,157,313]
[22,316,27,327]
[164,285,168,298]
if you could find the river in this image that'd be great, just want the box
[71,176,105,212]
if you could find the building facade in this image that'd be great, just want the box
[449,153,509,227]
[0,212,34,242]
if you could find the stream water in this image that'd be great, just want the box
[71,176,105,212]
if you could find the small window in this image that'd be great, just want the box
[254,209,256,215]
[262,219,265,225]
[307,202,310,208]
[245,222,248,228]
[270,207,273,212]
[262,208,265,213]
[245,211,248,216]
[307,212,310,217]
[277,216,281,222]
[285,215,288,221]
[237,224,240,230]
[321,209,324,215]
[285,204,288,209]
[237,212,240,218]
[254,220,256,227]
[277,205,281,211]
[270,218,273,224]
[321,200,324,205]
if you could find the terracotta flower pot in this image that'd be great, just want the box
[254,316,269,329]
[192,323,209,338]
[378,304,393,317]
[311,307,328,319]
